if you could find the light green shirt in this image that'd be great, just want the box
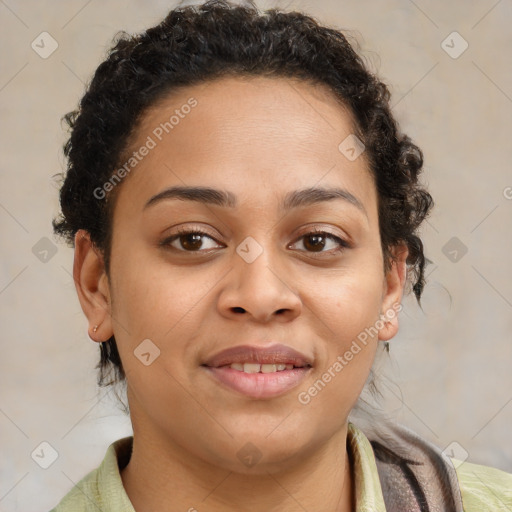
[51,423,512,511]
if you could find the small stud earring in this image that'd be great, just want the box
[93,325,98,333]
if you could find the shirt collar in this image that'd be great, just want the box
[347,422,387,511]
[96,435,136,510]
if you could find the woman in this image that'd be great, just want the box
[50,1,512,510]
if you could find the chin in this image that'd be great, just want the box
[209,422,325,474]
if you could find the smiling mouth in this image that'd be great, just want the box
[202,343,313,369]
[221,362,311,373]
[201,343,313,399]
[202,364,312,399]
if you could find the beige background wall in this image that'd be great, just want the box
[1,0,511,509]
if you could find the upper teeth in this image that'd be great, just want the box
[230,363,294,373]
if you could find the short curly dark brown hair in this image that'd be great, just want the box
[53,0,433,388]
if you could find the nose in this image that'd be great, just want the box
[217,245,302,324]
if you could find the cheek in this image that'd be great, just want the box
[106,253,205,391]
[305,261,384,338]
[334,280,382,331]
[302,262,384,390]
[109,245,207,337]
[108,254,210,408]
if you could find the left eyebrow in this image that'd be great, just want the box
[144,185,367,218]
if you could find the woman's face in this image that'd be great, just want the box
[78,75,406,472]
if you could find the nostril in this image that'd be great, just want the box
[232,307,245,313]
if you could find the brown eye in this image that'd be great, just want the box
[290,230,349,254]
[179,233,204,251]
[303,233,327,252]
[161,229,222,252]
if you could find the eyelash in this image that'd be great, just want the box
[160,226,350,256]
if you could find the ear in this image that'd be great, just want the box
[378,244,408,341]
[73,230,113,342]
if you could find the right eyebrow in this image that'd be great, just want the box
[144,186,236,210]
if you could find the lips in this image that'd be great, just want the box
[201,343,313,399]
[202,344,313,369]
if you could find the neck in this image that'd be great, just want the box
[121,419,354,512]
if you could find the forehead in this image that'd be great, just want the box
[136,75,357,163]
[114,75,376,216]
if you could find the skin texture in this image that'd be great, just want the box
[74,76,408,512]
